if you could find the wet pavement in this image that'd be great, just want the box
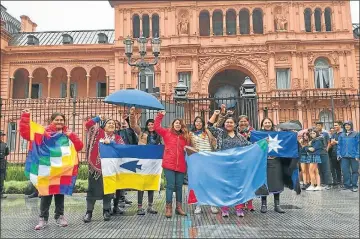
[1,188,359,238]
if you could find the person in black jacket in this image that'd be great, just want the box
[0,131,10,199]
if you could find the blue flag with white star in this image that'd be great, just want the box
[250,131,299,158]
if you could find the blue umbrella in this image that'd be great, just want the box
[104,89,165,110]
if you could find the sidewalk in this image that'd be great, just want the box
[1,188,359,238]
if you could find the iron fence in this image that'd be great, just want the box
[1,92,359,164]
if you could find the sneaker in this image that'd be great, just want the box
[194,205,202,214]
[210,206,218,214]
[55,215,68,227]
[221,209,229,217]
[137,208,146,216]
[314,186,323,191]
[34,218,48,230]
[324,185,331,190]
[112,206,124,215]
[103,210,111,221]
[236,209,245,217]
[306,185,316,191]
[352,188,358,192]
[124,199,132,205]
[147,206,158,214]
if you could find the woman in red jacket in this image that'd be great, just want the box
[154,111,190,218]
[20,110,83,230]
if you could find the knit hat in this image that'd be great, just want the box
[100,119,113,129]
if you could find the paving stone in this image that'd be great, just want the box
[1,188,359,238]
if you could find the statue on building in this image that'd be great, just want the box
[274,6,288,31]
[177,12,189,35]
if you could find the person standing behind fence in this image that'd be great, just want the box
[207,110,252,218]
[305,130,323,191]
[337,121,359,192]
[129,106,161,215]
[154,111,189,218]
[328,121,343,187]
[0,131,9,199]
[20,110,83,230]
[189,116,218,215]
[83,115,124,223]
[315,122,333,189]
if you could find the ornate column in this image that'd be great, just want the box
[289,4,295,31]
[118,9,124,38]
[9,77,14,99]
[66,75,71,99]
[86,74,90,97]
[321,10,326,32]
[126,64,132,89]
[266,4,272,33]
[302,52,309,89]
[164,8,168,37]
[140,16,143,34]
[338,51,346,88]
[160,9,165,37]
[299,4,305,32]
[210,13,213,35]
[308,65,315,89]
[223,13,226,35]
[291,52,298,89]
[345,50,353,88]
[161,58,166,92]
[297,101,303,126]
[118,58,124,90]
[47,75,51,98]
[128,10,132,37]
[192,7,197,35]
[106,75,110,95]
[311,9,315,32]
[250,12,254,34]
[268,52,276,89]
[340,1,347,30]
[171,57,176,84]
[192,56,199,83]
[28,76,33,99]
[149,16,153,37]
[236,12,240,35]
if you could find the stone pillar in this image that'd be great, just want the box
[236,13,240,35]
[291,52,298,89]
[66,75,71,99]
[192,56,198,82]
[161,58,166,90]
[266,5,272,33]
[28,76,33,99]
[302,53,309,89]
[250,12,254,34]
[299,4,305,32]
[9,77,14,99]
[126,64,132,88]
[140,16,143,34]
[321,10,325,32]
[117,58,124,90]
[127,10,132,37]
[289,4,295,31]
[338,51,346,88]
[47,75,51,98]
[340,2,347,30]
[160,10,165,37]
[192,7,197,35]
[308,65,315,89]
[149,16,152,37]
[311,10,316,32]
[106,75,110,95]
[297,101,303,125]
[171,57,176,84]
[210,13,213,35]
[268,53,276,89]
[345,50,353,88]
[223,13,226,35]
[86,74,90,97]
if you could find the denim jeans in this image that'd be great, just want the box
[163,169,184,203]
[318,154,333,185]
[340,157,359,189]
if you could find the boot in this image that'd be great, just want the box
[260,197,267,213]
[274,199,285,213]
[175,202,187,216]
[165,203,172,218]
[103,209,111,221]
[83,211,92,223]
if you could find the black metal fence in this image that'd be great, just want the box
[1,92,359,164]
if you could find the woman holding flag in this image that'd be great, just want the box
[207,110,252,218]
[154,111,190,218]
[129,107,161,215]
[83,115,124,223]
[20,110,83,230]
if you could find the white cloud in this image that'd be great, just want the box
[2,1,359,32]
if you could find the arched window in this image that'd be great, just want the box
[152,14,160,37]
[133,15,140,38]
[239,9,250,34]
[199,10,210,36]
[142,14,150,38]
[304,8,312,32]
[138,67,154,91]
[314,58,333,89]
[325,8,332,32]
[252,9,263,34]
[319,110,333,131]
[213,10,223,35]
[314,8,322,32]
[226,9,236,35]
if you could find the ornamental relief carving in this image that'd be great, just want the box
[276,56,289,62]
[198,45,267,54]
[171,48,197,55]
[177,59,191,67]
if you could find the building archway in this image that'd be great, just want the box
[12,68,30,99]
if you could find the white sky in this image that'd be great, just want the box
[2,1,360,32]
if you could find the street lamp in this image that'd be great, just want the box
[123,34,161,93]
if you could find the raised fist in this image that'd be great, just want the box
[159,110,166,116]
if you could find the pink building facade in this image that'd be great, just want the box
[0,1,359,161]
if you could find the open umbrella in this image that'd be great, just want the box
[104,89,165,110]
[277,122,302,131]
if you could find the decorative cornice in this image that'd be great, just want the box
[9,59,109,65]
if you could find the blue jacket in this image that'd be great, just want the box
[307,137,325,156]
[337,121,360,159]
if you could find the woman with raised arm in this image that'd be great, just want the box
[259,117,285,214]
[129,107,162,215]
[20,109,83,230]
[189,116,218,215]
[154,110,190,218]
[207,109,252,218]
[83,115,124,223]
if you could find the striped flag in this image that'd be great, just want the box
[99,143,164,195]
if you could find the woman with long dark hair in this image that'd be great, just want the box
[305,129,323,191]
[208,110,252,217]
[259,117,285,214]
[20,110,83,230]
[129,107,162,215]
[189,116,218,214]
[154,111,190,218]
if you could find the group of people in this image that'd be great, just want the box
[1,104,357,231]
[298,121,359,192]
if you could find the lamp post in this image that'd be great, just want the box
[123,34,161,93]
